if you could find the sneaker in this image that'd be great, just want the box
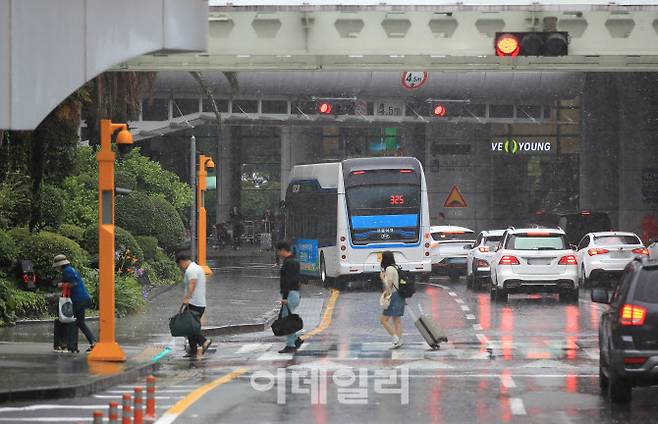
[278,346,296,354]
[201,340,212,354]
[389,338,402,350]
[86,344,95,353]
[294,337,304,349]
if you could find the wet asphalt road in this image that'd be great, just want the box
[1,272,658,423]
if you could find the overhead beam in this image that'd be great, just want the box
[118,6,658,72]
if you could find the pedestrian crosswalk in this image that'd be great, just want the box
[201,336,599,369]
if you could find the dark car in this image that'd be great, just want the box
[529,210,613,246]
[592,258,658,403]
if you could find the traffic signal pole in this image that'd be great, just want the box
[197,155,214,275]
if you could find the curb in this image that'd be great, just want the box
[0,355,163,403]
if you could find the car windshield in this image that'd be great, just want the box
[635,269,658,303]
[484,236,502,247]
[594,235,642,246]
[507,234,568,250]
[432,232,475,241]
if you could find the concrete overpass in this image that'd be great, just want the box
[119,1,658,72]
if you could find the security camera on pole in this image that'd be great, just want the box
[88,119,131,362]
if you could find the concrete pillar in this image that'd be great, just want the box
[280,125,293,200]
[615,73,658,234]
[580,73,620,225]
[217,125,233,223]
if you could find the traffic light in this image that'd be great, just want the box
[315,99,355,115]
[431,103,447,117]
[495,32,568,57]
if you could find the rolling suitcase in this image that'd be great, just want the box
[407,303,447,350]
[54,319,79,353]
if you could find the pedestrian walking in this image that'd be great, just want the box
[276,241,303,353]
[53,254,96,351]
[379,251,404,349]
[175,253,212,358]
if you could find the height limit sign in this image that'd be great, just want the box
[401,72,429,90]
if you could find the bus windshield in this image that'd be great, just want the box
[346,183,421,245]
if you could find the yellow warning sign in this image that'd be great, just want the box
[443,185,468,208]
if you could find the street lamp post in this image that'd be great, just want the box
[88,119,131,363]
[197,155,214,275]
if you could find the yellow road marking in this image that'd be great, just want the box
[156,368,248,423]
[300,288,340,341]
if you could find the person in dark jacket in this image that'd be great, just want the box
[53,254,96,351]
[276,241,303,353]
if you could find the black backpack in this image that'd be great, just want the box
[394,266,416,298]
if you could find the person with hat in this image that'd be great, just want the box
[53,254,96,351]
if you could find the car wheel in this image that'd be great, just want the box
[608,375,632,403]
[581,266,591,289]
[560,288,579,303]
[599,363,609,392]
[495,287,508,302]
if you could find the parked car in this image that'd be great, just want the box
[429,225,476,282]
[466,230,505,290]
[529,209,613,246]
[575,232,648,288]
[591,257,658,403]
[490,227,579,302]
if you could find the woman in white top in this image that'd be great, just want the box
[379,251,404,349]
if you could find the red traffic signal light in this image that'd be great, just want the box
[495,32,568,57]
[432,104,447,117]
[496,33,520,57]
[318,102,332,114]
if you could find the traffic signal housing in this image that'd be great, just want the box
[495,32,568,57]
[316,99,355,115]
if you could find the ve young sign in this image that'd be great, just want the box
[491,138,552,154]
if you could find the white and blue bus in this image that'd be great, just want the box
[284,157,431,284]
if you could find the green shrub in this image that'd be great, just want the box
[10,288,47,318]
[0,280,16,325]
[82,225,144,264]
[116,192,185,253]
[39,185,66,229]
[135,236,159,261]
[7,227,29,247]
[144,257,180,286]
[115,275,145,315]
[61,175,97,229]
[0,173,31,229]
[58,224,85,243]
[0,229,18,270]
[17,231,89,281]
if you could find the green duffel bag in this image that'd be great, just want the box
[169,305,201,337]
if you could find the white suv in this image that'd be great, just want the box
[490,228,579,302]
[575,232,648,287]
[466,230,505,290]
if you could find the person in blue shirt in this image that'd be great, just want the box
[53,254,96,352]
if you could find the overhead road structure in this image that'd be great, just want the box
[0,0,208,130]
[117,1,658,73]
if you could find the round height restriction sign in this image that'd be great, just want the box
[401,72,429,90]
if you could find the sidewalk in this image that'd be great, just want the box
[0,268,285,402]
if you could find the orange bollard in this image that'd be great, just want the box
[108,401,119,424]
[145,375,156,420]
[134,387,144,424]
[122,393,132,424]
[92,411,103,424]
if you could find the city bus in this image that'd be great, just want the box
[284,156,431,284]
